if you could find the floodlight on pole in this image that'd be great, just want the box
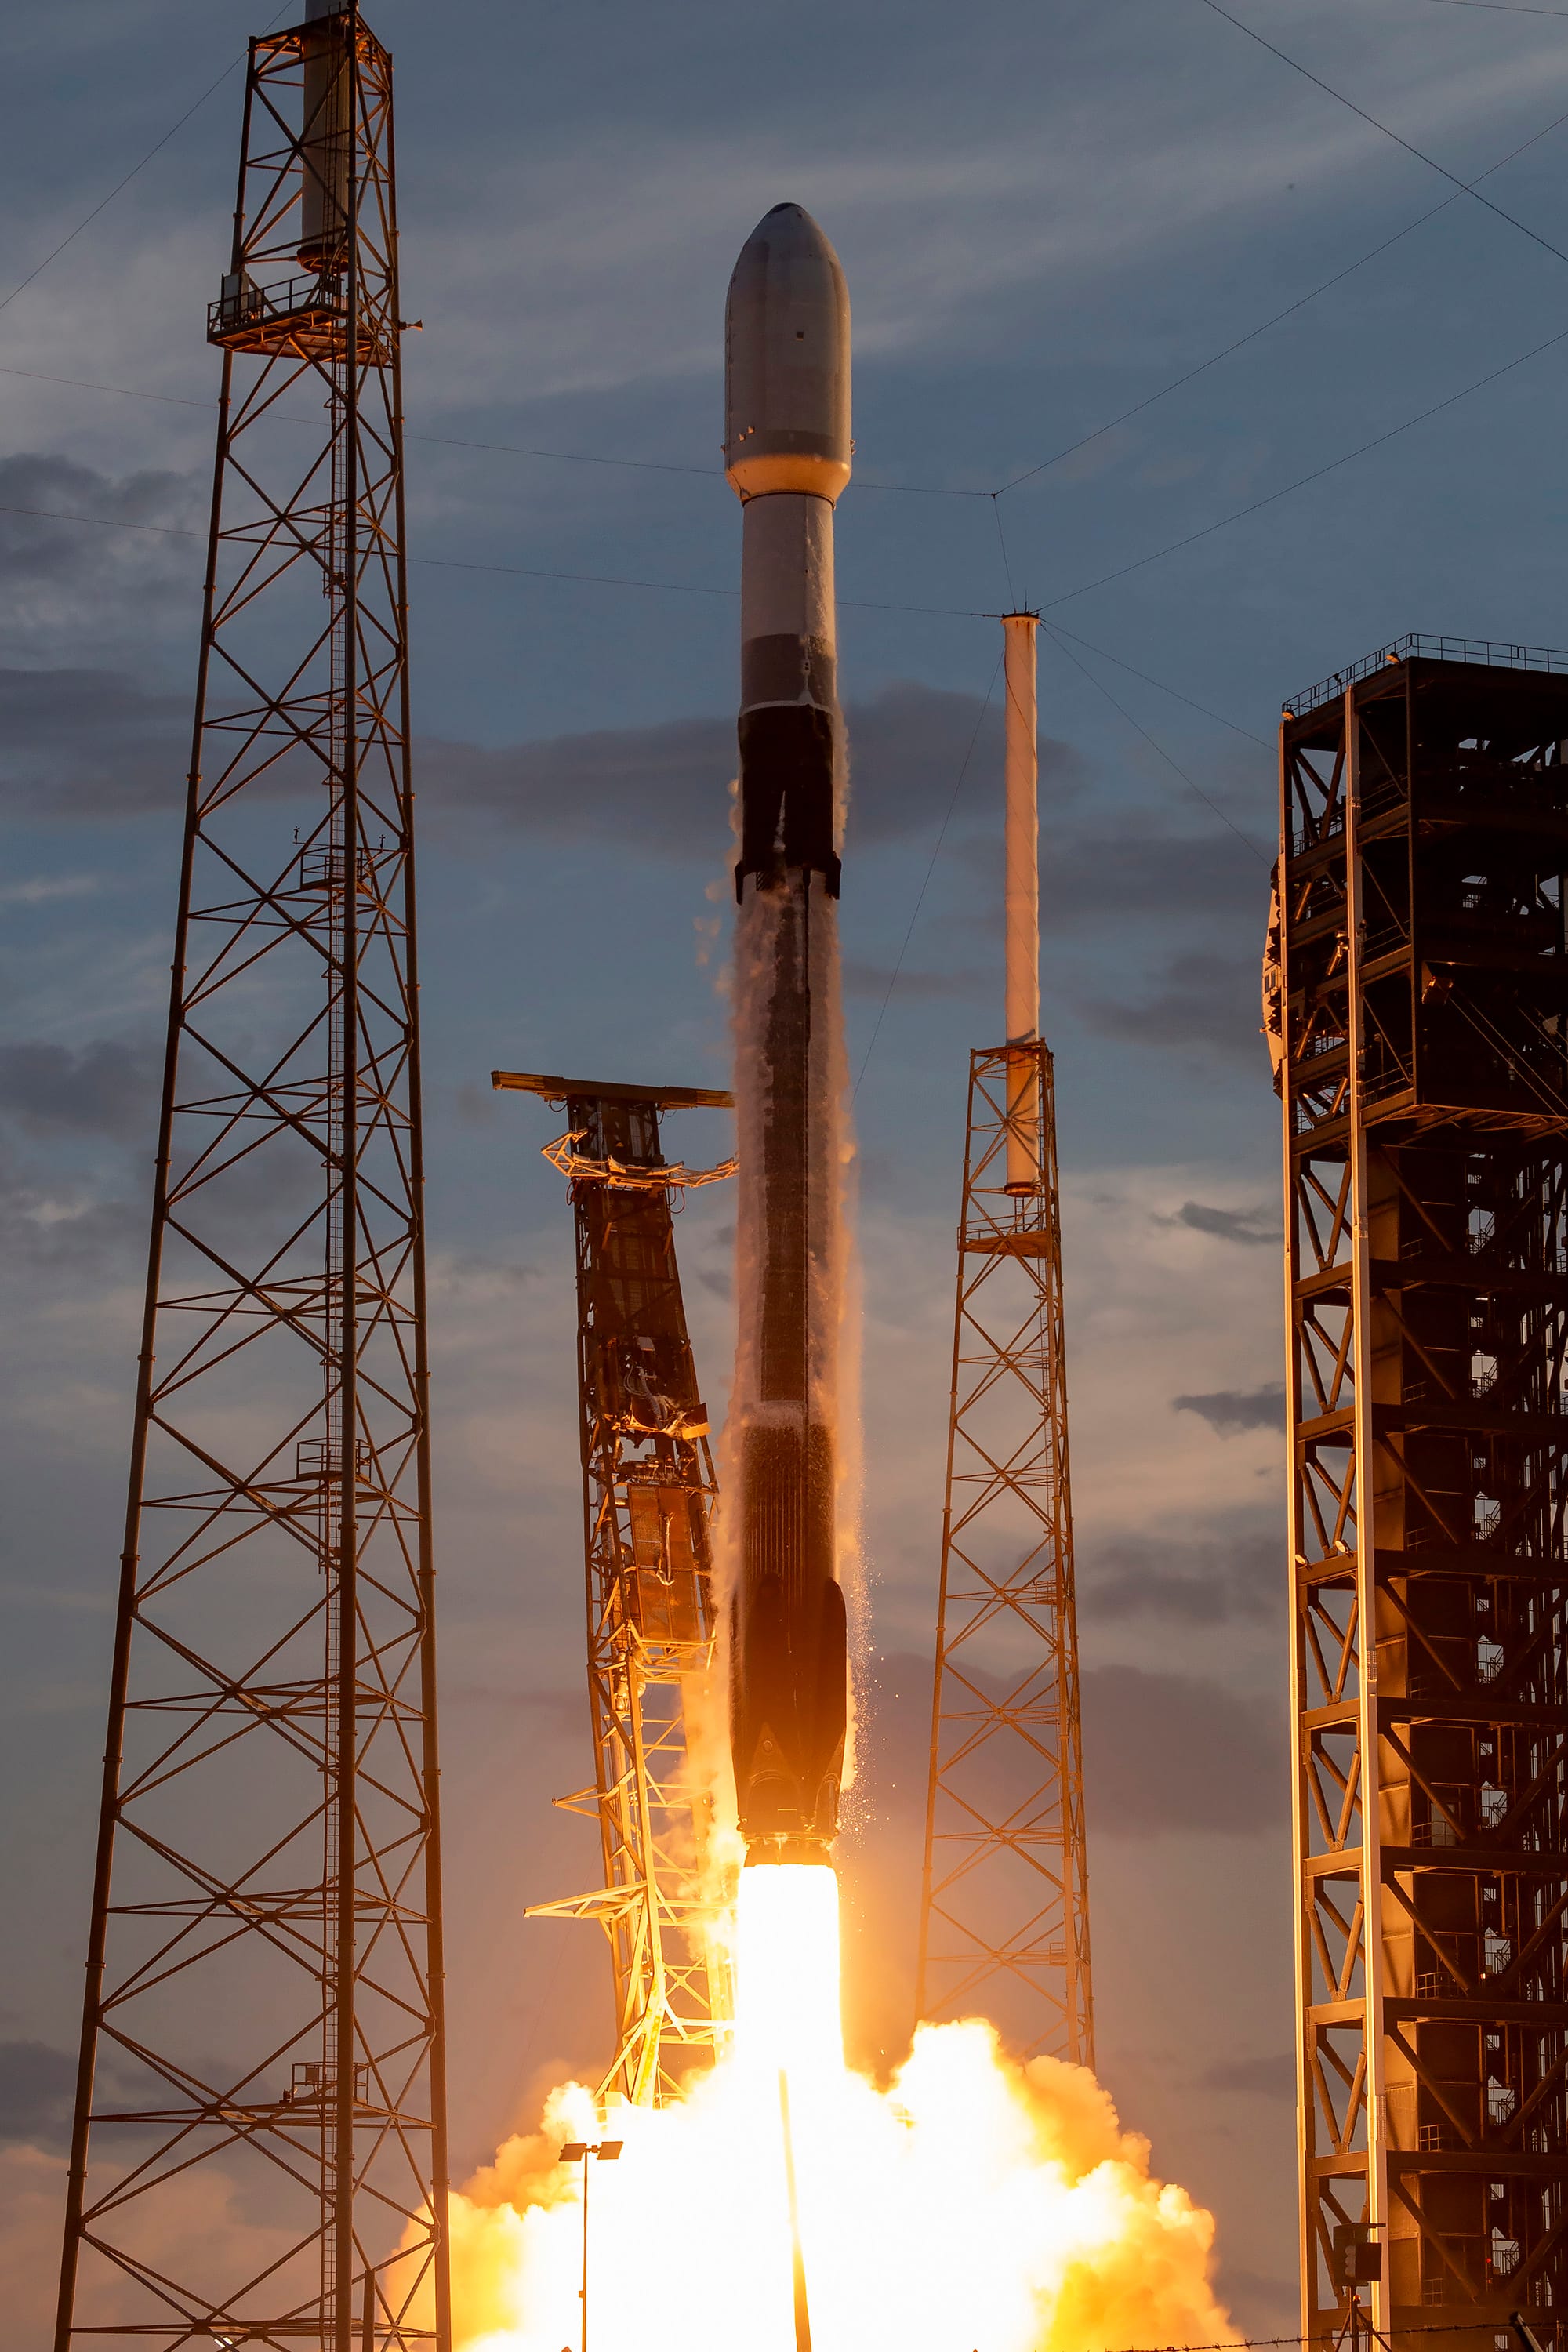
[778,2071,815,2352]
[559,2139,622,2352]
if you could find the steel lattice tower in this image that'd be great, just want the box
[1272,640,1568,2350]
[54,11,449,2349]
[494,1073,736,2104]
[916,615,1092,2067]
[916,1044,1094,2063]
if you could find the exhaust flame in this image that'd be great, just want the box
[735,1861,844,2082]
[436,1867,1233,2352]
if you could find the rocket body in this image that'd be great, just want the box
[725,205,851,1866]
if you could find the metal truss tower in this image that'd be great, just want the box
[494,1071,737,2104]
[1272,638,1568,2350]
[917,615,1092,2067]
[916,1044,1094,2063]
[55,12,448,2350]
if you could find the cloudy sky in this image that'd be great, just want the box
[8,0,1568,2334]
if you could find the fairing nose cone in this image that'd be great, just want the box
[724,203,851,503]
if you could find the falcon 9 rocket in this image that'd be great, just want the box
[724,203,851,1868]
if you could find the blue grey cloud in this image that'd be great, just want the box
[416,683,1080,852]
[0,2038,75,2147]
[1082,1523,1278,1626]
[1174,1381,1285,1435]
[1078,948,1266,1059]
[0,665,187,814]
[1160,1198,1279,1246]
[0,1040,159,1139]
[1081,1662,1286,1835]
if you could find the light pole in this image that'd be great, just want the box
[559,2138,622,2352]
[777,2071,814,2352]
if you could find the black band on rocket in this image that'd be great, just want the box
[734,703,841,902]
[741,634,837,710]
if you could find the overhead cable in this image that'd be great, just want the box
[1416,0,1568,15]
[14,281,1568,635]
[9,87,1568,515]
[14,281,1568,637]
[9,4,1568,535]
[852,653,1004,1098]
[1196,0,1568,275]
[1040,314,1568,611]
[0,500,201,542]
[0,2,297,320]
[0,495,993,621]
[1041,626,1271,860]
[1043,624,1272,746]
[994,94,1568,495]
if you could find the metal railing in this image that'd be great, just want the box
[209,270,346,341]
[1284,633,1568,720]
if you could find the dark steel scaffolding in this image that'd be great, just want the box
[54,12,448,2350]
[494,1073,736,2104]
[1272,646,1568,2350]
[916,1043,1094,2064]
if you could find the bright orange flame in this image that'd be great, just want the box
[434,1866,1236,2352]
[734,1862,843,2080]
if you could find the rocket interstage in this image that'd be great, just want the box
[724,203,851,1868]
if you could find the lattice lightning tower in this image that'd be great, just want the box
[917,615,1093,2065]
[53,10,448,2348]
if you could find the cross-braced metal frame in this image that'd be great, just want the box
[1274,652,1568,2352]
[54,13,449,2350]
[495,1076,735,2105]
[916,1044,1093,2064]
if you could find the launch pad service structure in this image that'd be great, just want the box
[724,204,853,1872]
[493,1069,737,2107]
[1271,637,1568,2350]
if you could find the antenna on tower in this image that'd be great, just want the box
[1003,612,1042,1196]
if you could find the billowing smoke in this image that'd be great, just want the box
[429,2009,1232,2352]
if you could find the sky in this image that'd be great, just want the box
[7,0,1568,2336]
